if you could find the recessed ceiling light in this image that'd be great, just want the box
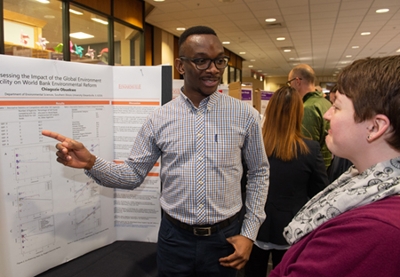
[70,32,94,39]
[352,46,359,49]
[222,41,230,44]
[265,18,276,22]
[397,48,400,53]
[239,52,246,54]
[346,55,352,58]
[36,0,50,3]
[250,59,256,62]
[154,0,165,2]
[376,9,389,13]
[248,65,253,68]
[176,27,185,31]
[284,49,291,52]
[44,15,55,19]
[276,37,285,41]
[361,32,371,36]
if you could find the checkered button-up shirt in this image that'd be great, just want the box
[87,91,269,240]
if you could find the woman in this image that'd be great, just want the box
[245,86,328,276]
[270,55,400,277]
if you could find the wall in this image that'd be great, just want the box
[242,76,266,91]
[152,26,174,67]
[265,76,287,92]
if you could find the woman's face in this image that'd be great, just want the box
[323,93,369,160]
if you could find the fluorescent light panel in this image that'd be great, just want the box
[91,18,108,25]
[70,32,94,39]
[69,9,83,15]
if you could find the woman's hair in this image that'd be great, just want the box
[262,86,309,161]
[337,55,400,150]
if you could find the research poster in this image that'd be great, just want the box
[0,55,166,277]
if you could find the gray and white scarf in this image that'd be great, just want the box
[284,156,400,245]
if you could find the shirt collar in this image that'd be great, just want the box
[179,88,220,111]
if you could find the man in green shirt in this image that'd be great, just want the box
[287,64,332,168]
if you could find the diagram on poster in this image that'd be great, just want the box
[14,146,52,181]
[19,216,55,255]
[17,181,53,218]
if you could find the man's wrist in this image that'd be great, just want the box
[84,155,96,170]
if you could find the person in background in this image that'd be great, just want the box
[42,25,269,277]
[326,85,353,183]
[270,55,400,277]
[287,64,332,168]
[245,86,328,277]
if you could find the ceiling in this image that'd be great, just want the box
[143,0,400,78]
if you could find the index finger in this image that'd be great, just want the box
[42,130,68,142]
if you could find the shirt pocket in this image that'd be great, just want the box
[206,131,244,166]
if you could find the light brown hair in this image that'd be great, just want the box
[262,86,309,160]
[337,55,400,150]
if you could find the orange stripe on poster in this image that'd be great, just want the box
[0,100,110,106]
[147,172,159,177]
[112,101,159,106]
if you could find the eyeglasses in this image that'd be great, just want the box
[180,56,230,70]
[286,77,302,86]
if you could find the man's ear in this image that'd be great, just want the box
[175,58,185,75]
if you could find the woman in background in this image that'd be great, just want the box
[269,55,400,277]
[245,86,328,276]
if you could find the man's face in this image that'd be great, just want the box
[176,34,226,99]
[329,90,337,103]
[287,72,301,93]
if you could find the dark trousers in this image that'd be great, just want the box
[157,214,241,277]
[244,245,286,277]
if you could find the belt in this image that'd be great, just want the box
[164,212,239,236]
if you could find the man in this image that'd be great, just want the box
[42,26,269,276]
[287,64,332,168]
[326,85,353,182]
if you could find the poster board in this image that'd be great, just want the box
[0,55,171,277]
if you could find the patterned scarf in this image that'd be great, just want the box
[284,156,400,245]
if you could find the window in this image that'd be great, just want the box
[114,22,141,66]
[70,4,108,65]
[3,0,62,59]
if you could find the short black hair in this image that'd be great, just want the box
[178,26,217,49]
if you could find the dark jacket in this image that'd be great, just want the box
[257,139,329,245]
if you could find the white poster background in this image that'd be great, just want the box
[112,66,162,242]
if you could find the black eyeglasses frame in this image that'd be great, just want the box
[286,77,302,86]
[179,56,230,70]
